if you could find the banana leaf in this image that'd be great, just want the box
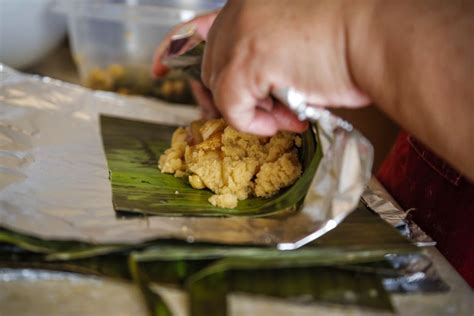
[129,256,173,316]
[0,205,419,315]
[0,253,131,281]
[0,249,396,316]
[127,207,417,315]
[126,255,395,315]
[129,211,417,293]
[187,265,392,316]
[0,203,417,262]
[0,228,130,261]
[100,115,322,217]
[127,245,404,314]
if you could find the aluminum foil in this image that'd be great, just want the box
[0,268,148,316]
[382,254,449,293]
[0,64,372,247]
[362,187,435,247]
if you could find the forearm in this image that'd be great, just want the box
[348,0,474,179]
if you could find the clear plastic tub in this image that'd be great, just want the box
[55,0,225,102]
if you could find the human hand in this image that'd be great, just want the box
[199,0,372,135]
[154,0,474,179]
[152,12,222,119]
[153,1,371,135]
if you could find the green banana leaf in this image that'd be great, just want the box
[0,244,398,315]
[0,204,417,261]
[0,204,417,315]
[129,255,173,316]
[100,115,322,217]
[0,251,131,281]
[187,265,392,315]
[126,206,416,315]
[126,254,396,315]
[0,228,130,261]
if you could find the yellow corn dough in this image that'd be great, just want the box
[159,119,302,208]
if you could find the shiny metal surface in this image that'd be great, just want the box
[0,64,371,248]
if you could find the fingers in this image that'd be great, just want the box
[191,76,306,134]
[193,11,219,40]
[256,97,274,112]
[151,23,181,77]
[189,80,220,119]
[245,103,309,135]
[272,102,309,133]
[210,64,273,135]
[152,12,219,78]
[245,109,279,136]
[210,65,308,136]
[200,6,233,90]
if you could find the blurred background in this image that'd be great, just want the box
[0,0,399,170]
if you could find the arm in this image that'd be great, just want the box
[348,0,474,180]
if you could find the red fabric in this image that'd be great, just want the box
[377,131,474,288]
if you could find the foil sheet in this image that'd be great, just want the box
[362,188,435,247]
[0,64,372,247]
[0,268,148,316]
[382,254,449,293]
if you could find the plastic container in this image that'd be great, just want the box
[55,0,225,102]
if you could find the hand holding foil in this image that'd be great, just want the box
[153,2,371,136]
[156,7,374,248]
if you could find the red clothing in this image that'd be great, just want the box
[378,132,474,288]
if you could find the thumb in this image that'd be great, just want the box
[212,67,279,136]
[272,102,309,133]
[212,68,308,136]
[193,11,219,40]
[152,11,219,78]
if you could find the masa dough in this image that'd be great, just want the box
[159,119,302,208]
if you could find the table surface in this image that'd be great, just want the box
[5,42,471,316]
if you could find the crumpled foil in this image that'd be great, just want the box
[382,254,449,293]
[362,188,435,247]
[0,64,372,248]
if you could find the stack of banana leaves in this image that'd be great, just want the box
[0,207,421,316]
[0,116,442,316]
